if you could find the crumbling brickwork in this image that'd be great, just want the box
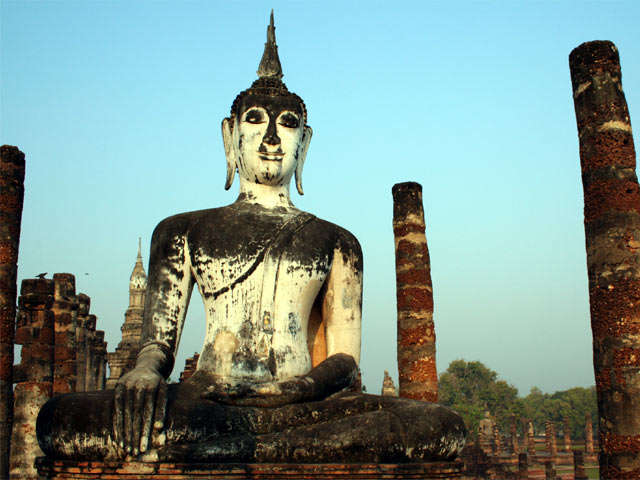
[179,353,200,382]
[0,145,25,478]
[570,40,640,477]
[392,182,437,402]
[10,279,55,480]
[10,274,106,479]
[52,274,77,394]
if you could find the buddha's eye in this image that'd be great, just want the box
[244,109,266,124]
[279,112,299,129]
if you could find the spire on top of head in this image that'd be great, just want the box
[257,10,283,80]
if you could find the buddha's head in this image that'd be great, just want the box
[223,12,312,195]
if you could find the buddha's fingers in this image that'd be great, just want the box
[140,386,157,453]
[113,384,125,449]
[132,386,146,455]
[123,387,134,453]
[154,380,167,432]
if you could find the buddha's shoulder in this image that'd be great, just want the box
[304,216,362,264]
[151,207,231,237]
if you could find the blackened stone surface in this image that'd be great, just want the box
[38,373,466,463]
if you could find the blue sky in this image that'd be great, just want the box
[2,0,640,396]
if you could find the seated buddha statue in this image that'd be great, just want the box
[36,13,466,463]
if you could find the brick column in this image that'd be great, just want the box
[510,415,519,454]
[585,412,594,454]
[563,415,572,452]
[570,40,640,476]
[527,420,536,458]
[52,273,77,394]
[545,460,557,480]
[179,353,200,382]
[545,421,557,458]
[94,330,107,390]
[392,182,437,402]
[84,315,97,391]
[0,145,25,478]
[574,451,588,480]
[492,424,502,455]
[10,279,54,480]
[74,294,90,392]
[517,453,528,479]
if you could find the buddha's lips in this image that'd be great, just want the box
[258,153,284,161]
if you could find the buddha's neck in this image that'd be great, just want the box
[236,180,296,209]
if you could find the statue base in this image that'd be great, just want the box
[35,457,465,479]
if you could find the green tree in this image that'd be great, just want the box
[439,359,523,433]
[521,386,597,439]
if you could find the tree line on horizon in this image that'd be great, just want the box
[438,359,598,439]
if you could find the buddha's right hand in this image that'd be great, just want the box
[113,345,170,457]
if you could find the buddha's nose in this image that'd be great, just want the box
[262,120,281,146]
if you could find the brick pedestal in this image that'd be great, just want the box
[35,458,465,479]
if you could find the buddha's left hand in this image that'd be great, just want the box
[202,353,358,407]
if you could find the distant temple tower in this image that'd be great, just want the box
[106,240,147,389]
[381,370,398,396]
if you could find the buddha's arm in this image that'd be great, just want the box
[114,216,194,456]
[323,229,363,364]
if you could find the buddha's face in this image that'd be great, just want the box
[233,94,305,187]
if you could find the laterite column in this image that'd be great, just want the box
[52,273,77,394]
[392,182,437,402]
[10,279,55,480]
[0,145,25,478]
[570,40,640,476]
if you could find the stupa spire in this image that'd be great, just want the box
[257,10,283,80]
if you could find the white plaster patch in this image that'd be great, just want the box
[574,80,591,98]
[598,120,632,133]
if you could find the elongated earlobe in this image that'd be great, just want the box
[295,126,313,195]
[222,118,236,190]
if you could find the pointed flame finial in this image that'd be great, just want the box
[137,237,142,260]
[257,10,283,80]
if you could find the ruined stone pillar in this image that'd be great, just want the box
[545,421,557,458]
[585,412,594,454]
[492,424,502,455]
[10,279,55,480]
[510,415,519,454]
[52,273,77,394]
[527,420,536,458]
[91,329,107,391]
[74,294,90,392]
[563,415,572,452]
[522,419,529,452]
[0,145,25,478]
[84,314,97,391]
[544,460,557,480]
[570,41,640,476]
[392,182,437,402]
[574,451,588,480]
[517,453,528,480]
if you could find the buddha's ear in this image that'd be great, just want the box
[222,117,236,190]
[295,125,313,195]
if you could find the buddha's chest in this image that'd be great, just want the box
[187,213,334,301]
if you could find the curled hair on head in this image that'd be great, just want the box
[229,78,308,131]
[228,12,307,131]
